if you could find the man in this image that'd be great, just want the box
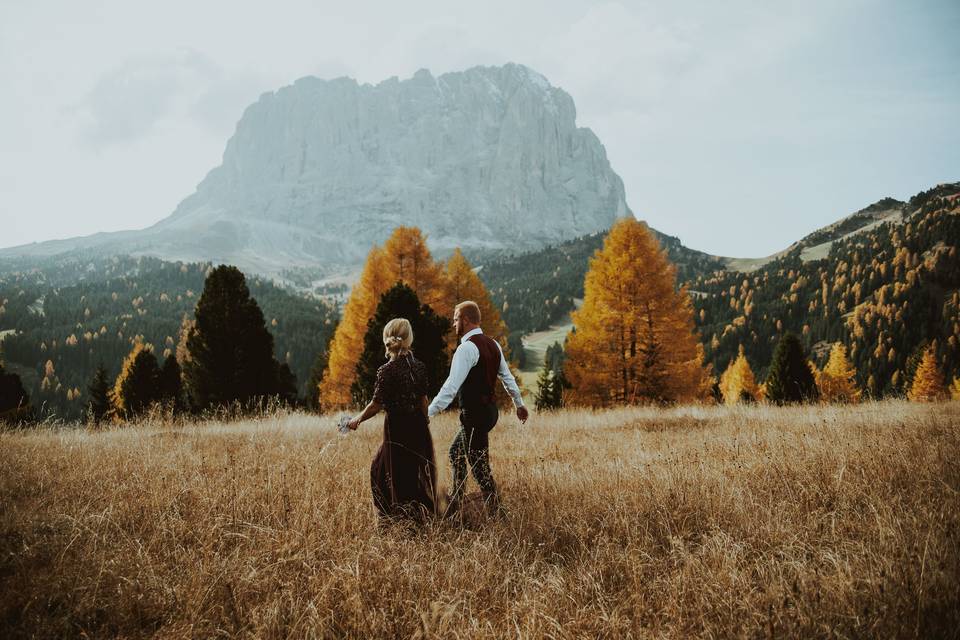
[428,300,528,513]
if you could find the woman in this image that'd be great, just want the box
[347,318,437,522]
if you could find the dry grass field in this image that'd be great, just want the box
[1,401,958,638]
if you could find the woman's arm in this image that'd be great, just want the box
[347,399,382,430]
[420,395,429,418]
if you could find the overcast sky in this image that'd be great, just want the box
[1,0,958,257]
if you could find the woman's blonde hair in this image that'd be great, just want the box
[383,318,414,359]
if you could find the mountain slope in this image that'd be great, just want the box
[477,183,960,396]
[0,254,338,419]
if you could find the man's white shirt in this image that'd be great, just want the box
[427,327,525,417]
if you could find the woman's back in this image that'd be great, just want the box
[374,353,428,415]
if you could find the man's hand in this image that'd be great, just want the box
[516,406,529,424]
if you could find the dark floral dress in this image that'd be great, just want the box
[370,353,436,521]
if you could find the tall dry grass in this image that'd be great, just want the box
[1,401,958,638]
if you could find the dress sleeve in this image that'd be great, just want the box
[372,364,386,405]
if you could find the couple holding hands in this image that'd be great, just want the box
[346,300,528,522]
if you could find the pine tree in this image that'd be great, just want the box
[305,348,329,412]
[158,356,183,412]
[765,333,818,404]
[534,358,568,411]
[112,341,162,420]
[565,218,710,406]
[183,265,282,411]
[907,347,948,401]
[87,362,111,424]
[276,362,299,406]
[534,342,569,411]
[718,346,758,405]
[817,343,861,403]
[351,283,450,406]
[534,358,555,411]
[320,227,450,409]
[0,362,30,423]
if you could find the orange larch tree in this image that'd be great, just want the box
[907,346,948,402]
[719,345,758,405]
[320,247,390,409]
[817,343,861,403]
[564,218,710,406]
[320,227,450,409]
[443,248,510,347]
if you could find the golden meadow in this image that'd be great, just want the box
[2,400,958,638]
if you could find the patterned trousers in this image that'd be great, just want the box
[449,403,499,501]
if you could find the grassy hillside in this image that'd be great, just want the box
[2,401,957,638]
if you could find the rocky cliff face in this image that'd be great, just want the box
[2,64,631,275]
[158,63,630,267]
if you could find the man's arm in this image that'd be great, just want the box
[428,341,478,417]
[496,343,525,409]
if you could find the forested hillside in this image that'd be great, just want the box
[477,183,959,398]
[0,254,338,419]
[693,183,960,395]
[478,229,725,336]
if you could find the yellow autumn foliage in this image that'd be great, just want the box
[907,347,948,402]
[817,343,861,403]
[565,218,710,406]
[719,346,758,405]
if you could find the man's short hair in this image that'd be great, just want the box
[455,300,481,324]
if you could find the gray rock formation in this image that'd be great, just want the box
[2,64,631,275]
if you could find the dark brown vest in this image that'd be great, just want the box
[457,333,501,408]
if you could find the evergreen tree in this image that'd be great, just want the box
[86,362,111,425]
[158,356,183,412]
[507,334,526,370]
[817,343,861,403]
[351,283,450,406]
[112,341,162,419]
[183,265,282,411]
[276,362,299,406]
[0,362,30,423]
[534,358,568,411]
[907,347,947,401]
[535,341,569,411]
[565,218,710,406]
[765,333,818,404]
[305,348,329,412]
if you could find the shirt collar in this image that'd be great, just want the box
[460,327,483,344]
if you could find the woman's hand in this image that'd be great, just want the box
[347,415,362,431]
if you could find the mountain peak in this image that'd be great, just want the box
[2,63,630,275]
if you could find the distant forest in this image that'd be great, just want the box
[0,255,338,420]
[478,183,960,396]
[2,184,957,420]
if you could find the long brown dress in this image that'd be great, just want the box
[369,353,437,521]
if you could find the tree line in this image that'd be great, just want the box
[0,254,337,421]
